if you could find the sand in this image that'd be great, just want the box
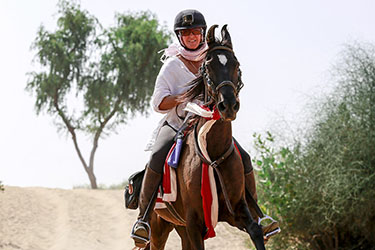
[0,186,251,250]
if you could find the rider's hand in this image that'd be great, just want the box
[158,95,182,110]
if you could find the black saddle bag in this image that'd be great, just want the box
[124,169,145,209]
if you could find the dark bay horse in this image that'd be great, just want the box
[147,25,265,250]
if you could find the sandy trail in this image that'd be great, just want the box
[0,186,250,250]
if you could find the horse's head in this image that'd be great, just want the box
[202,25,243,121]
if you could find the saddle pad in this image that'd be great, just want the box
[155,143,177,209]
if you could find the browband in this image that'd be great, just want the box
[207,46,234,54]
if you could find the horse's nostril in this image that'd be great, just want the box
[218,102,226,112]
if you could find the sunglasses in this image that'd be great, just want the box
[179,29,202,36]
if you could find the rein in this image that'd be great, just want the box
[193,121,236,217]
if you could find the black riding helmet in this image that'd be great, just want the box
[174,9,207,50]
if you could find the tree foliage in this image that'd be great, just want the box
[253,43,375,249]
[26,0,171,188]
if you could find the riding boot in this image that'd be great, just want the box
[245,171,281,242]
[245,170,262,221]
[245,170,257,202]
[131,167,162,248]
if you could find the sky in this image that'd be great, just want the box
[1,0,374,189]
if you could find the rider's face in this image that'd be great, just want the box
[180,28,202,50]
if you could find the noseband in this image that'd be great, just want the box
[201,46,244,105]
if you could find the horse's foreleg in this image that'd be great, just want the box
[174,225,192,250]
[237,199,265,250]
[186,211,205,250]
[149,213,174,250]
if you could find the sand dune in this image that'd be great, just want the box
[0,186,250,250]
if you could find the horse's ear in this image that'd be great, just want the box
[206,24,218,45]
[221,24,233,49]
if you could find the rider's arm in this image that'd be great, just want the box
[152,57,187,113]
[152,59,179,113]
[158,95,182,111]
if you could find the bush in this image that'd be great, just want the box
[253,43,375,249]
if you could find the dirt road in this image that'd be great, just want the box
[0,186,250,250]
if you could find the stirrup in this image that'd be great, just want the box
[131,220,151,248]
[258,215,281,238]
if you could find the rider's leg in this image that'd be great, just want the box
[233,138,257,201]
[131,124,176,248]
[233,138,280,241]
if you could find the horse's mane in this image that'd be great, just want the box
[178,41,224,104]
[177,75,205,104]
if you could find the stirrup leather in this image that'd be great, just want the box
[131,220,151,246]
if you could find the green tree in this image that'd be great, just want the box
[253,43,375,249]
[26,0,171,188]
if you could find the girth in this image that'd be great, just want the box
[193,122,236,217]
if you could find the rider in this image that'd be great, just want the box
[131,9,275,248]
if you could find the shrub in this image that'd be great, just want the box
[253,43,375,249]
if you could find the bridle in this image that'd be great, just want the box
[192,45,244,217]
[200,45,244,106]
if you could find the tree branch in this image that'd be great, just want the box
[53,88,89,174]
[88,97,122,172]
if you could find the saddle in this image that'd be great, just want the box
[124,168,145,210]
[124,118,193,210]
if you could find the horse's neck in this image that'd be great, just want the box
[204,120,233,160]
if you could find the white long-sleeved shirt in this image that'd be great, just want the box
[151,56,197,130]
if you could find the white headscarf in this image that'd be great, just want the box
[160,42,208,63]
